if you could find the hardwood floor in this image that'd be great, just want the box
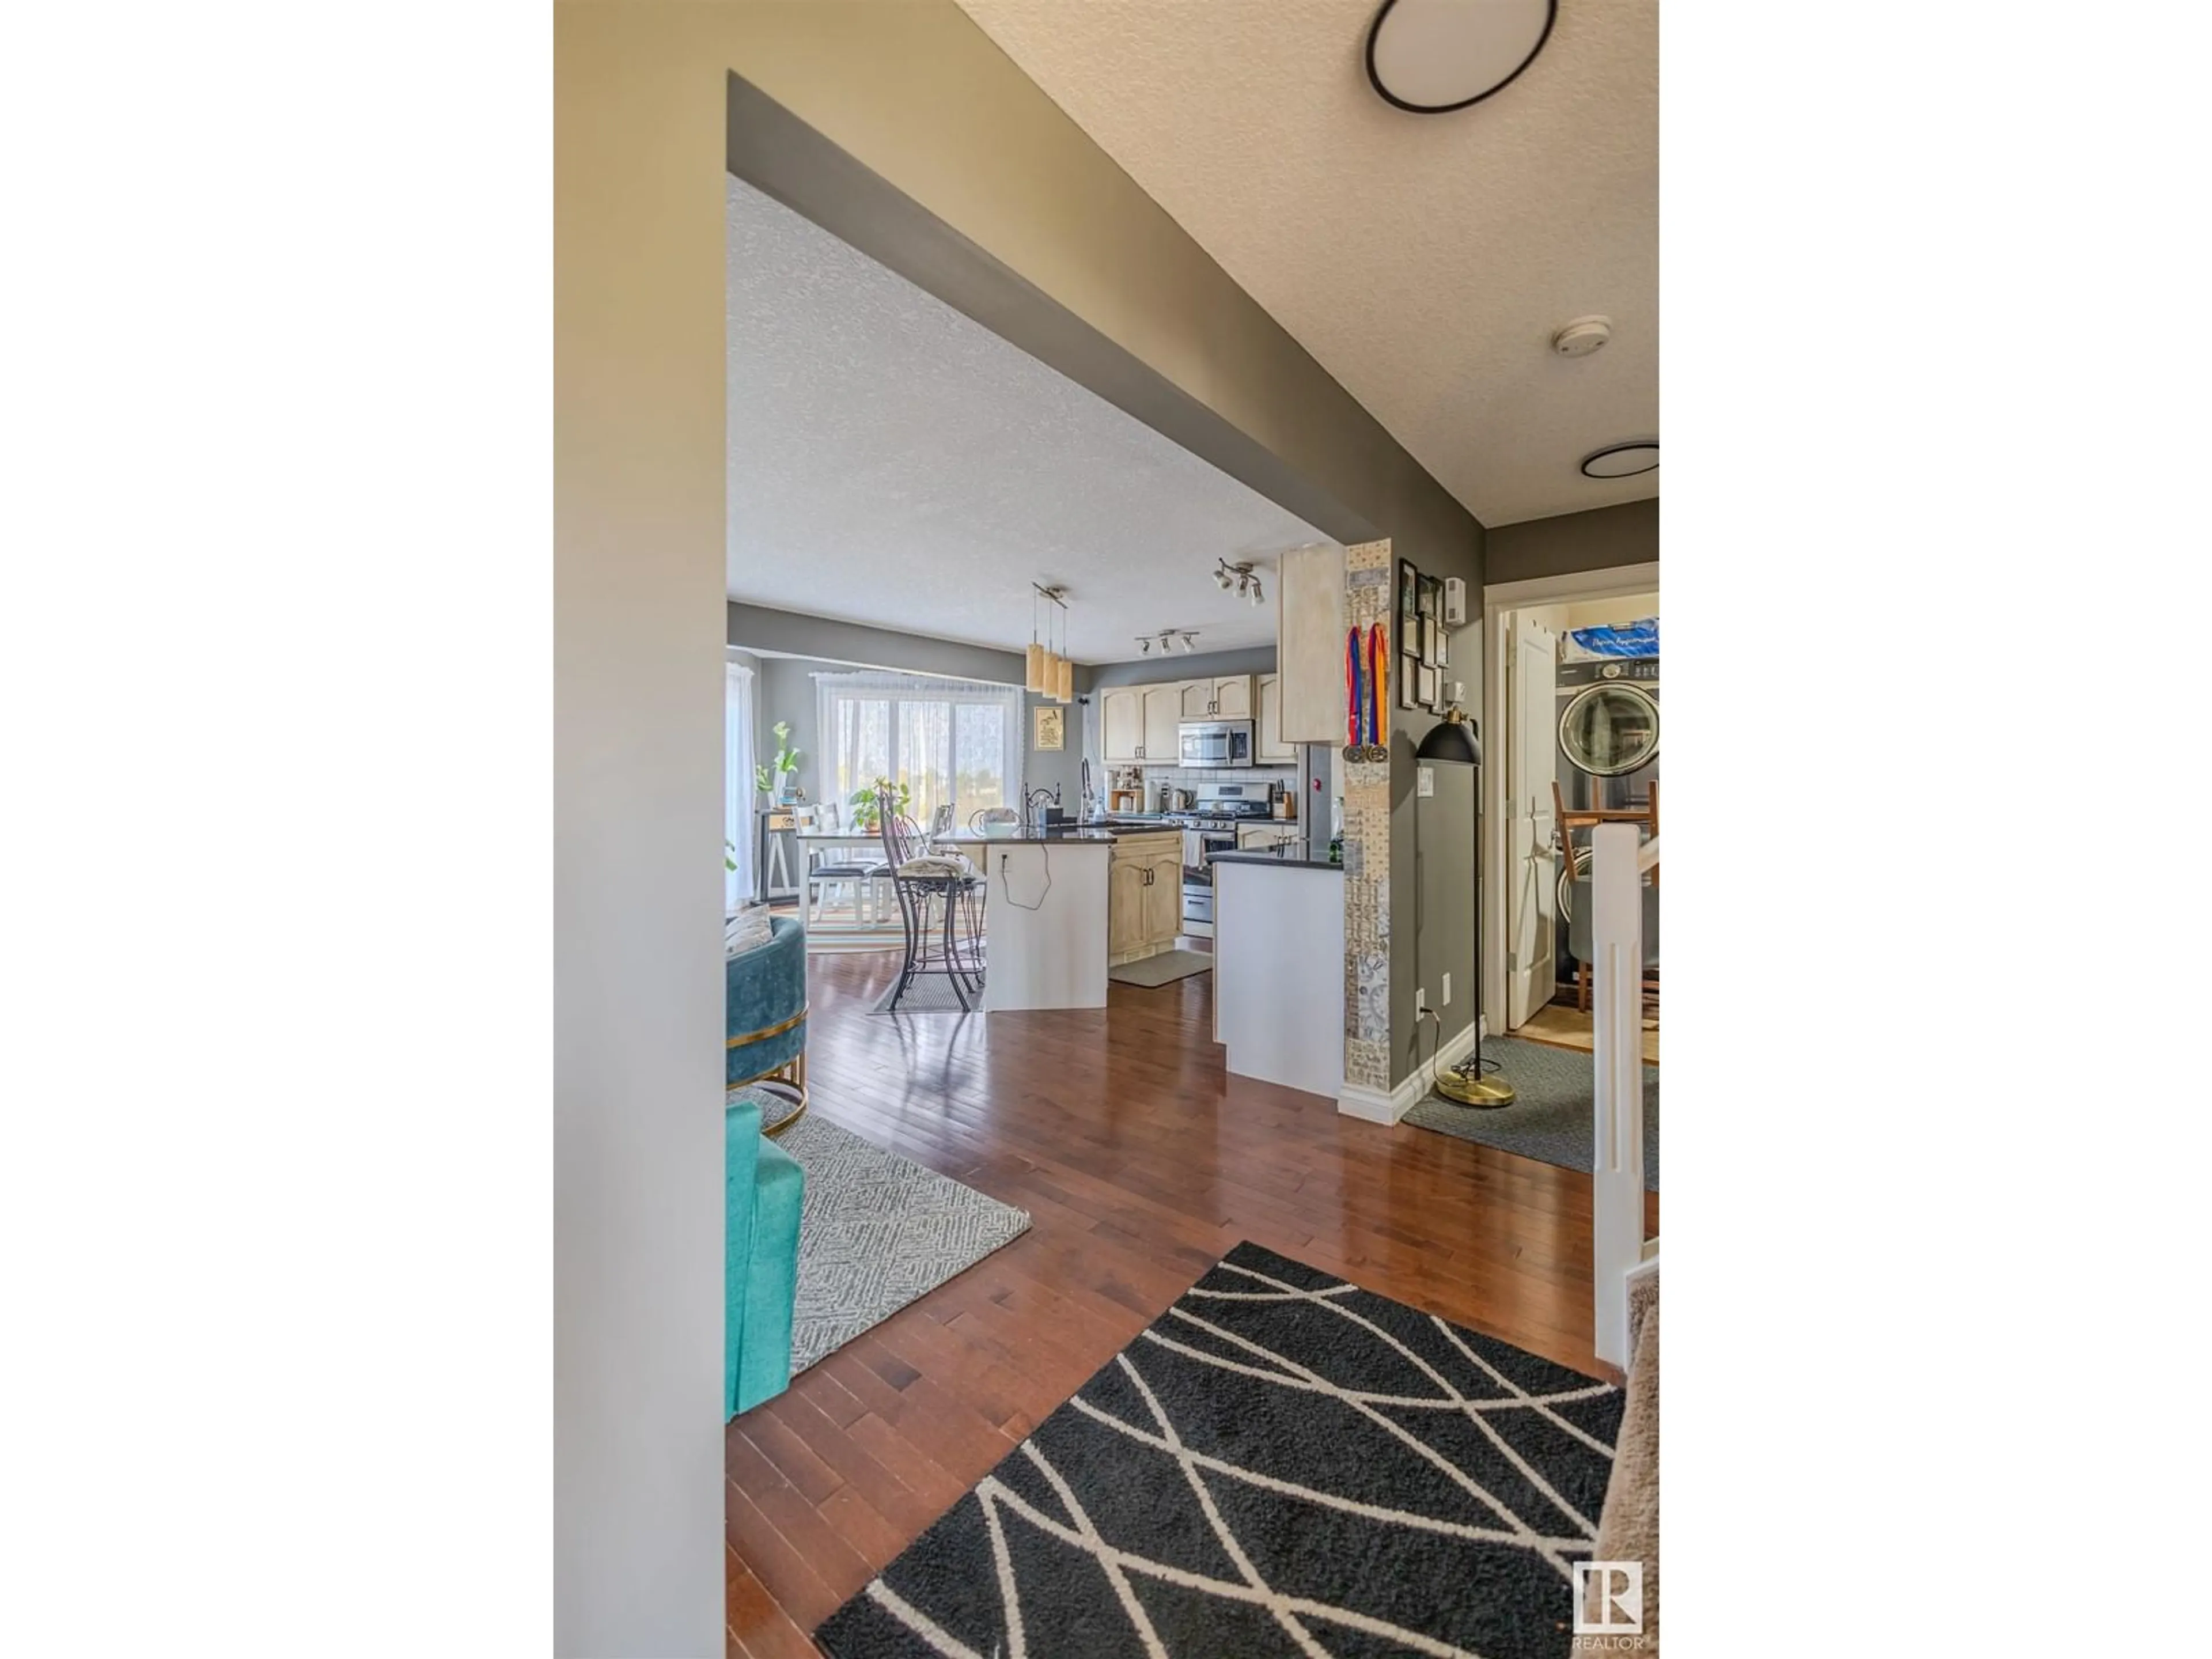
[726,949,1661,1657]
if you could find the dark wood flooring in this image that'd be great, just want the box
[726,949,1660,1657]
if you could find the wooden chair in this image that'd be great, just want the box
[1555,779,1660,1017]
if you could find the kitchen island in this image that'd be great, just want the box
[936,830,1116,1012]
[1210,846,1344,1099]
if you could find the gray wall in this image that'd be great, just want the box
[1081,643,1276,691]
[1387,540,1486,1085]
[1411,761,1478,1081]
[1487,499,1658,586]
[728,604,1082,813]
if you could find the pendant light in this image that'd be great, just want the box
[1054,589,1073,702]
[1026,586,1046,694]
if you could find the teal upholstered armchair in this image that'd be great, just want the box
[725,915,807,1417]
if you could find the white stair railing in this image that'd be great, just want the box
[1591,823,1656,1369]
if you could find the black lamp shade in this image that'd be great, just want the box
[1415,717,1480,767]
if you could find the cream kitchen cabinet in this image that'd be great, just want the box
[1141,684,1184,764]
[1101,686,1145,764]
[1107,831,1183,965]
[1236,822,1302,853]
[1255,672,1296,764]
[1179,675,1251,721]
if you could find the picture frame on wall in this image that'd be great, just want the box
[1437,628,1450,670]
[1416,574,1438,619]
[1400,653,1419,708]
[1398,558,1419,630]
[1416,664,1437,706]
[1419,617,1438,667]
[1032,704,1065,751]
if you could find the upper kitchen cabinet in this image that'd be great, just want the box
[1278,544,1347,743]
[1101,686,1145,764]
[1179,676,1253,721]
[1141,683,1184,762]
[1102,683,1189,764]
[1256,673,1296,764]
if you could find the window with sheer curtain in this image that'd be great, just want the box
[725,660,755,911]
[814,671,1023,828]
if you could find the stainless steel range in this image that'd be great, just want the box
[1166,782,1276,931]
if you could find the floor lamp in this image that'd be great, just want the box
[1414,704,1516,1108]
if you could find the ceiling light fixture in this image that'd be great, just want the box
[1580,441,1660,479]
[1216,558,1266,606]
[1180,632,1198,653]
[1364,0,1556,116]
[1138,637,1152,655]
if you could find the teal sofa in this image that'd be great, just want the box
[725,1092,803,1417]
[725,915,807,1418]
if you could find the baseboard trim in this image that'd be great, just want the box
[1338,1019,1479,1124]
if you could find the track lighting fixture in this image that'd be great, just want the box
[1214,561,1234,592]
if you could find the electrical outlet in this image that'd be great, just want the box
[1441,972,1452,1006]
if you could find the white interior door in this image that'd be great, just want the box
[1507,615,1559,1028]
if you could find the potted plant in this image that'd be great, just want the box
[849,776,910,832]
[753,721,803,804]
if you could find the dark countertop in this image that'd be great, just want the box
[935,828,1119,846]
[1209,848,1343,872]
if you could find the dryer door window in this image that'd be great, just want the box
[1559,684,1660,778]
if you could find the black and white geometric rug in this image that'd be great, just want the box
[777,1116,1030,1374]
[815,1241,1623,1658]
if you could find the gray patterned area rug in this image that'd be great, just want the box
[868,973,983,1014]
[775,1116,1031,1373]
[815,1241,1623,1658]
[1404,1035,1660,1191]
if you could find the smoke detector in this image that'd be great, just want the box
[1551,316,1612,358]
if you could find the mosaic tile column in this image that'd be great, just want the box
[1342,539,1392,1093]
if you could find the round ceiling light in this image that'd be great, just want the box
[1365,0,1557,115]
[1581,441,1660,480]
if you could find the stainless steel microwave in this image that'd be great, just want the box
[1178,719,1255,768]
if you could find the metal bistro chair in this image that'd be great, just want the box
[878,789,987,1010]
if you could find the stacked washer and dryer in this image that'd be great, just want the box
[1554,624,1659,980]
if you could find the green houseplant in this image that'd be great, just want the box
[753,721,803,804]
[849,776,910,832]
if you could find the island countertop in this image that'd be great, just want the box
[934,828,1120,846]
[1209,848,1342,872]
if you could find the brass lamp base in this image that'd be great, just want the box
[1434,1065,1516,1109]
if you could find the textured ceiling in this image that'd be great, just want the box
[955,0,1657,527]
[726,179,1329,665]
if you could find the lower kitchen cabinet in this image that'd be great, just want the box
[1107,832,1183,966]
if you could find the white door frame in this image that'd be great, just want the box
[1481,562,1660,1040]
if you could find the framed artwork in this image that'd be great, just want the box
[1033,704,1065,751]
[1416,664,1438,707]
[1399,653,1419,708]
[1398,559,1419,629]
[1418,573,1441,620]
[1437,628,1450,670]
[1419,617,1438,667]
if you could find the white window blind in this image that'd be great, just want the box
[813,671,1024,828]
